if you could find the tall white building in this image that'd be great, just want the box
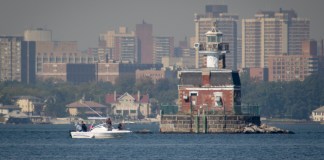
[100,27,137,63]
[242,9,310,68]
[0,36,36,83]
[153,36,174,64]
[24,28,52,41]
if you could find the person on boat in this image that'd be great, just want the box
[89,123,94,131]
[106,118,112,131]
[117,123,123,130]
[81,121,88,132]
[75,122,82,132]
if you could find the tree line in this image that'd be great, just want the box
[1,71,323,119]
[0,75,178,118]
[241,72,324,119]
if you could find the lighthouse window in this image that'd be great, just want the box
[217,36,222,43]
[208,36,216,42]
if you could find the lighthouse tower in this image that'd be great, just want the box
[194,24,229,69]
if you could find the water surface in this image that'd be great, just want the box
[0,123,323,160]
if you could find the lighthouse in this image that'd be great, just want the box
[194,23,229,69]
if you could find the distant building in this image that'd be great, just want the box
[87,47,111,63]
[205,5,228,18]
[268,54,319,82]
[118,63,163,80]
[136,21,153,64]
[38,61,161,84]
[115,36,137,63]
[66,64,96,83]
[162,56,196,70]
[35,41,81,73]
[105,91,150,119]
[174,37,194,58]
[242,9,310,68]
[100,26,138,63]
[14,96,44,116]
[0,36,36,84]
[24,28,52,41]
[153,36,174,64]
[38,63,67,81]
[268,40,319,82]
[66,99,108,117]
[302,39,317,56]
[135,69,165,84]
[236,37,242,69]
[170,37,196,69]
[97,62,119,84]
[244,67,269,82]
[312,106,324,122]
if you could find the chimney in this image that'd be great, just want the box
[114,91,116,101]
[202,69,210,86]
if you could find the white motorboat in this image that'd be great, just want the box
[70,123,132,139]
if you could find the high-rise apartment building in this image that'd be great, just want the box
[237,37,242,69]
[268,40,318,82]
[34,41,80,73]
[195,5,238,70]
[242,9,310,68]
[24,28,52,41]
[302,39,317,56]
[100,27,137,63]
[88,47,111,63]
[136,21,153,64]
[114,36,137,63]
[153,36,174,64]
[205,5,228,17]
[0,36,35,83]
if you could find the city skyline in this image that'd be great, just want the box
[0,0,323,50]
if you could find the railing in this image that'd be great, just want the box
[240,105,260,116]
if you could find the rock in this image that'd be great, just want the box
[260,123,268,129]
[251,125,265,133]
[242,123,294,134]
[243,127,255,133]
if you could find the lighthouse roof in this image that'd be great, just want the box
[205,27,222,35]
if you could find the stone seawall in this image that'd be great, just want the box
[159,114,261,133]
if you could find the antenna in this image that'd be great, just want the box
[80,101,103,117]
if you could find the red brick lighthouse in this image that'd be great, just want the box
[159,25,260,133]
[178,25,241,115]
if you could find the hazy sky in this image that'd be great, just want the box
[1,0,323,50]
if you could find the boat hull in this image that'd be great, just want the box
[70,130,131,139]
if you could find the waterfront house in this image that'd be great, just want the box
[66,99,108,117]
[105,91,150,119]
[312,106,324,122]
[0,104,21,115]
[13,96,44,116]
[0,104,21,123]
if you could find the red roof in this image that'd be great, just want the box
[105,93,149,104]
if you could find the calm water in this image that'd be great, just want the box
[0,123,324,160]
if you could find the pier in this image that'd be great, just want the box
[160,114,260,133]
